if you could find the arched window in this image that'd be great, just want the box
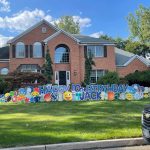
[55,44,69,63]
[0,68,9,75]
[16,42,25,58]
[33,42,42,58]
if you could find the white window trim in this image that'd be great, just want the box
[16,42,25,58]
[87,45,104,58]
[33,42,42,58]
[66,71,70,86]
[90,70,105,83]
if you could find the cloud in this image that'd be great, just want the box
[0,0,10,12]
[73,16,91,28]
[0,8,53,32]
[90,31,104,38]
[0,34,13,47]
[53,15,91,29]
[0,9,91,33]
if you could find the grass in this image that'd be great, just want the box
[0,99,150,148]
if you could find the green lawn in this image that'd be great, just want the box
[0,99,150,148]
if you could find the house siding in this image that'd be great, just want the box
[1,21,149,83]
[9,23,57,72]
[117,58,150,77]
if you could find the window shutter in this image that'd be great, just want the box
[84,46,87,58]
[12,45,16,58]
[104,46,107,57]
[25,45,28,58]
[42,44,45,58]
[30,45,33,58]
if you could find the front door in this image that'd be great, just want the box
[59,71,66,85]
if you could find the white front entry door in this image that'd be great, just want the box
[55,71,70,85]
[66,71,70,86]
[55,71,59,85]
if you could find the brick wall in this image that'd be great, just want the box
[9,23,57,72]
[46,32,80,83]
[117,58,150,77]
[0,61,9,68]
[79,45,116,82]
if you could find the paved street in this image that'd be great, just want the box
[95,145,150,150]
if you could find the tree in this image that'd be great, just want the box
[115,38,129,50]
[125,40,149,56]
[127,5,150,47]
[54,16,80,34]
[100,34,115,42]
[84,53,95,85]
[100,34,128,50]
[43,47,53,83]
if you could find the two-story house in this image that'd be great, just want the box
[0,19,149,85]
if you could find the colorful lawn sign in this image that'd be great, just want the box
[0,84,149,103]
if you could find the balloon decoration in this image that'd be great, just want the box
[0,84,149,103]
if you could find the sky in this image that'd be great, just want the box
[0,0,149,47]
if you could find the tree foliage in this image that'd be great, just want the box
[97,72,120,84]
[125,40,149,56]
[127,5,150,46]
[43,48,53,83]
[0,76,9,94]
[125,70,150,86]
[54,16,80,34]
[84,54,95,85]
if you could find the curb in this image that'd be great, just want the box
[0,137,146,150]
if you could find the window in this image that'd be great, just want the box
[90,70,105,83]
[42,27,47,33]
[55,44,69,63]
[33,42,42,58]
[20,65,38,72]
[16,42,25,58]
[0,68,9,75]
[87,46,104,57]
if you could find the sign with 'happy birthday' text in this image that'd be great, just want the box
[0,84,150,103]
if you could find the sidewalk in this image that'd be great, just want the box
[0,137,146,150]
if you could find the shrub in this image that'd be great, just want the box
[0,76,9,94]
[97,72,120,84]
[125,70,150,86]
[6,72,47,89]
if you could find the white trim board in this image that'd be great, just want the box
[43,30,80,44]
[116,55,150,67]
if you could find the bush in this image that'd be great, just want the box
[5,72,47,89]
[97,72,120,84]
[125,70,150,86]
[0,76,9,94]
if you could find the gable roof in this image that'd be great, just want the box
[7,19,59,44]
[72,34,115,45]
[43,30,80,43]
[115,47,150,67]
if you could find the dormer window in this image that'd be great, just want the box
[42,27,47,33]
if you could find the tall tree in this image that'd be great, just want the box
[43,47,53,83]
[127,5,150,47]
[125,40,149,56]
[54,16,80,34]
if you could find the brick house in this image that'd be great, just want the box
[0,20,149,85]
